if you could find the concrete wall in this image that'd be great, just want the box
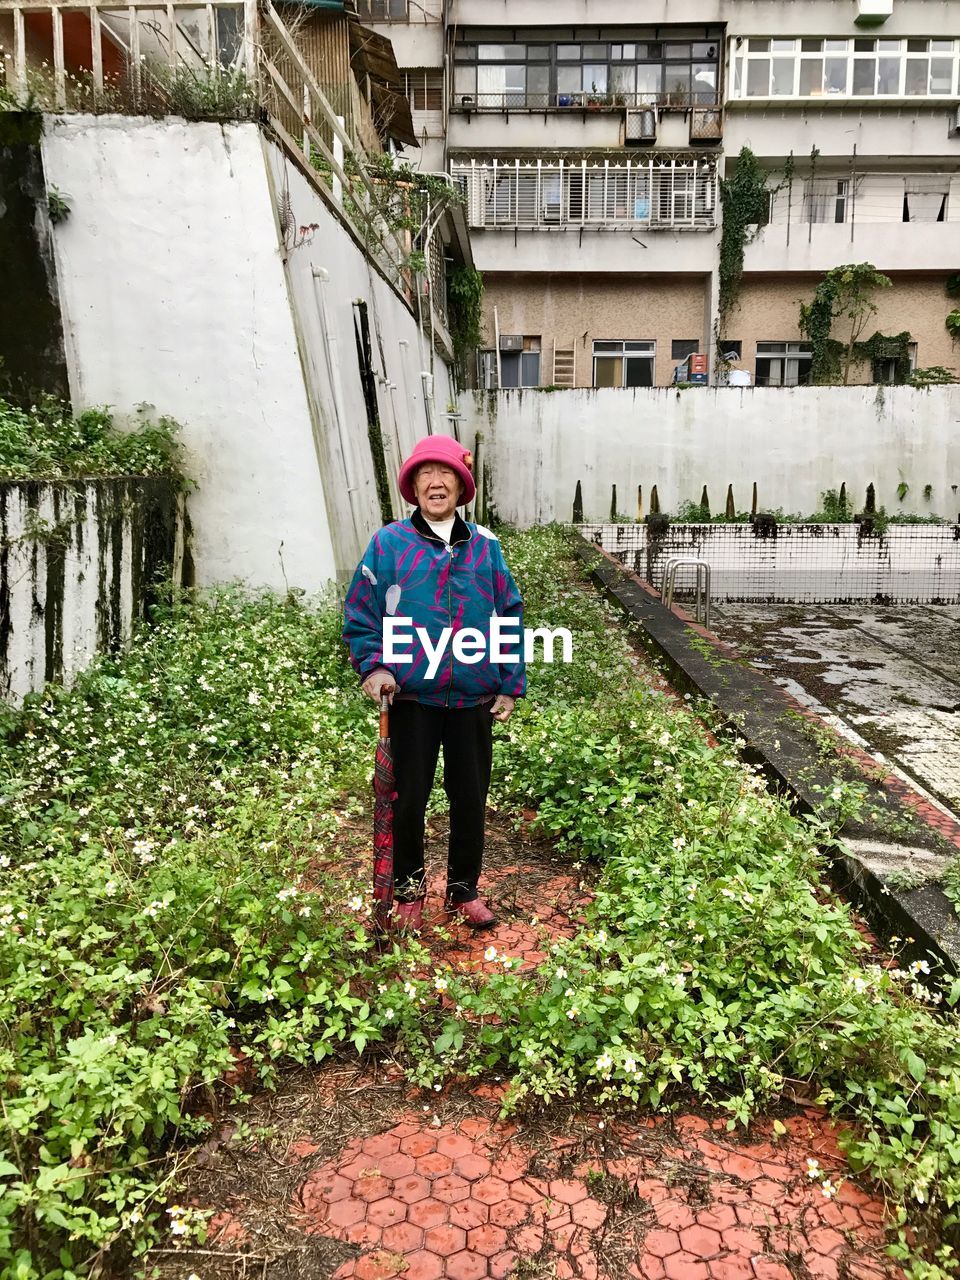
[468,226,719,277]
[482,275,710,387]
[39,115,457,592]
[468,384,960,525]
[724,105,960,165]
[731,277,958,380]
[581,521,960,604]
[1,477,182,706]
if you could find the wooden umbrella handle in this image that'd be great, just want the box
[379,690,391,736]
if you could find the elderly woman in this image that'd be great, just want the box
[343,434,526,932]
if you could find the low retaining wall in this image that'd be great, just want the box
[580,521,960,604]
[1,478,185,706]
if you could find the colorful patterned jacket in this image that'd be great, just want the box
[342,509,526,708]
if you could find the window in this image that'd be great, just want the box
[672,339,700,361]
[500,337,541,388]
[593,341,655,388]
[803,178,849,223]
[873,343,917,385]
[356,0,407,18]
[755,342,813,387]
[903,180,948,221]
[451,29,721,108]
[733,36,960,99]
[404,70,443,112]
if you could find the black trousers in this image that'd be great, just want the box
[389,700,494,904]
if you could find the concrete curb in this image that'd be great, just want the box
[572,531,960,978]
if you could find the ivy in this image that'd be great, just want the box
[798,263,893,385]
[716,147,774,355]
[855,331,913,386]
[446,266,485,386]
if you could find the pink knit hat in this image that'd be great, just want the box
[398,434,476,506]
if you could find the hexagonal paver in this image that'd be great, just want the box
[679,1224,723,1257]
[400,1134,437,1158]
[489,1252,520,1280]
[571,1198,607,1230]
[644,1229,682,1259]
[394,1175,431,1205]
[709,1256,756,1279]
[400,1252,444,1280]
[446,1249,489,1280]
[423,1223,467,1256]
[407,1198,449,1230]
[467,1224,509,1258]
[664,1252,710,1280]
[381,1220,424,1253]
[377,1152,416,1180]
[366,1197,406,1228]
[433,1174,471,1204]
[473,1177,510,1205]
[354,1176,392,1204]
[489,1198,530,1229]
[417,1152,453,1178]
[454,1153,492,1182]
[437,1133,474,1159]
[327,1199,366,1229]
[448,1198,489,1231]
[362,1134,402,1160]
[548,1179,588,1207]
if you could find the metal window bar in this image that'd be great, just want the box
[455,156,717,230]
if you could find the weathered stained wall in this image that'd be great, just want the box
[469,384,960,526]
[0,122,70,405]
[0,477,183,706]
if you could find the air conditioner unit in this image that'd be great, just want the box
[625,107,657,145]
[499,334,523,352]
[952,105,960,135]
[542,201,562,223]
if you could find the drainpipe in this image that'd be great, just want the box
[311,265,363,542]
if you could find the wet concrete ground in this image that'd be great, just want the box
[711,604,960,819]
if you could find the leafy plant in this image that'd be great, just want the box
[447,265,485,386]
[46,187,71,225]
[716,147,776,356]
[946,310,960,342]
[799,264,893,385]
[909,366,958,387]
[0,398,184,482]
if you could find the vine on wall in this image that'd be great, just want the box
[447,265,485,387]
[798,262,893,385]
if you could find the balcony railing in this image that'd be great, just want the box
[451,156,718,231]
[451,90,720,112]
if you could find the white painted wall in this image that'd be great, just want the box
[467,227,719,275]
[743,220,959,274]
[468,385,960,526]
[40,116,460,591]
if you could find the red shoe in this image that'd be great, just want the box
[392,899,424,932]
[446,897,497,930]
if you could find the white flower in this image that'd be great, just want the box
[595,1052,613,1076]
[484,945,498,961]
[434,976,448,992]
[909,959,931,977]
[348,895,364,911]
[298,905,312,917]
[277,886,298,902]
[806,1158,821,1179]
[555,967,567,980]
[595,930,607,946]
[143,900,163,918]
[566,1006,579,1019]
[830,786,843,802]
[821,1179,837,1199]
[247,690,260,704]
[0,855,9,868]
[658,731,671,746]
[104,879,118,896]
[384,1008,395,1020]
[623,1056,638,1075]
[403,981,417,998]
[671,836,686,851]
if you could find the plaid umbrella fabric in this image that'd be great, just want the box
[373,691,396,928]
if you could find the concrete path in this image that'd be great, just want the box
[712,604,960,817]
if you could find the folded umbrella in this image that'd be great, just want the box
[372,690,396,929]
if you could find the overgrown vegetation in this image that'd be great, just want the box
[0,63,256,121]
[798,263,894,385]
[0,398,185,482]
[3,530,960,1276]
[447,265,485,386]
[715,146,778,363]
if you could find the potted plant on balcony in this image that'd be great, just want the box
[586,83,610,109]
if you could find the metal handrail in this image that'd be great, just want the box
[662,556,712,629]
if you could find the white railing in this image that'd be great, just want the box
[0,0,256,110]
[451,155,718,231]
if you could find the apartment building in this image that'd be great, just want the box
[357,0,960,388]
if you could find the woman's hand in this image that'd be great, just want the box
[490,694,515,722]
[363,669,397,704]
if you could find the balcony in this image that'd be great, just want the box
[743,172,960,274]
[450,89,720,113]
[451,155,718,232]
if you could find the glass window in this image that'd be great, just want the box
[747,59,770,95]
[748,39,770,52]
[801,39,823,53]
[932,40,954,52]
[693,43,717,59]
[527,63,549,99]
[853,58,876,94]
[692,64,717,98]
[454,65,476,97]
[800,59,823,95]
[527,46,549,60]
[612,65,637,95]
[904,58,929,93]
[557,66,581,95]
[771,57,794,94]
[665,44,690,58]
[593,341,655,388]
[672,339,700,361]
[931,58,954,93]
[825,58,848,93]
[907,39,928,53]
[771,39,795,52]
[755,342,813,387]
[582,65,608,94]
[583,44,607,59]
[825,39,848,52]
[500,338,541,388]
[854,38,876,52]
[557,44,580,59]
[637,64,662,97]
[877,57,900,94]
